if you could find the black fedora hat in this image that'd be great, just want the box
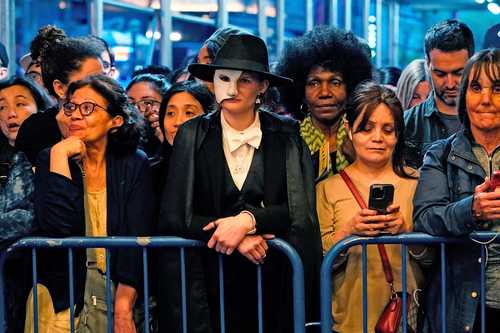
[189,34,292,86]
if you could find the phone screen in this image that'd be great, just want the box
[368,184,394,215]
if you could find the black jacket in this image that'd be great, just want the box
[34,148,154,314]
[403,93,461,169]
[157,110,322,332]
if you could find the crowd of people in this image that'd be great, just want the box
[0,17,499,333]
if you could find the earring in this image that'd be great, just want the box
[256,94,262,105]
[299,103,308,114]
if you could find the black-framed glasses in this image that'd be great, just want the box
[63,101,107,117]
[132,99,161,113]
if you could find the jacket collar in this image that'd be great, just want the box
[423,91,441,118]
[201,109,284,134]
[450,130,482,165]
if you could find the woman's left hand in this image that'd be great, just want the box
[203,213,255,255]
[381,204,408,234]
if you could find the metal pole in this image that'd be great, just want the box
[363,0,370,40]
[276,0,285,56]
[388,0,395,66]
[376,0,383,67]
[160,0,173,68]
[90,0,104,36]
[306,0,313,31]
[217,0,228,28]
[330,0,338,27]
[345,0,352,31]
[257,0,267,40]
[393,0,400,67]
[0,0,15,76]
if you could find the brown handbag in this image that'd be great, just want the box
[339,171,413,333]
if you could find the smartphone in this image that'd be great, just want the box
[0,162,9,184]
[368,184,395,215]
[490,170,500,191]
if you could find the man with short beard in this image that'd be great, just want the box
[404,19,475,169]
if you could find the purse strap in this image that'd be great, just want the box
[339,170,395,285]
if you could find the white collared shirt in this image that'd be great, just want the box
[221,111,262,190]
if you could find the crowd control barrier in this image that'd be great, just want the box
[0,236,305,333]
[319,231,500,333]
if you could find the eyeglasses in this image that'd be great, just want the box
[63,101,107,117]
[132,99,161,113]
[26,71,42,82]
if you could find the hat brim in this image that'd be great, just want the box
[188,63,293,87]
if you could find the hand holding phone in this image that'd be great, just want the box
[490,170,500,192]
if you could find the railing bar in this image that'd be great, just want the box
[257,264,263,333]
[106,248,112,333]
[32,248,38,333]
[68,248,75,333]
[401,244,407,333]
[143,248,150,333]
[180,248,187,333]
[440,243,446,333]
[0,252,7,333]
[219,254,225,333]
[362,244,368,333]
[480,245,486,333]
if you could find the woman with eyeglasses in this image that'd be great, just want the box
[126,74,171,157]
[27,75,154,333]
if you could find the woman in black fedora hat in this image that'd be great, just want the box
[157,33,322,332]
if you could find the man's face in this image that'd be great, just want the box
[428,49,469,107]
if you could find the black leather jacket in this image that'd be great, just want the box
[403,93,461,169]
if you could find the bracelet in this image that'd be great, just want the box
[240,210,257,234]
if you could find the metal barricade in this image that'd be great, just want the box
[319,231,500,333]
[0,236,305,333]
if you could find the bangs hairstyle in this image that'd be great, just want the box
[0,76,51,111]
[65,75,144,155]
[126,73,171,96]
[158,81,215,138]
[458,48,500,130]
[346,81,416,179]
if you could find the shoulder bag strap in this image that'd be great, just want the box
[339,170,394,286]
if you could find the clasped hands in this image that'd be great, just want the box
[203,213,274,264]
[343,204,408,237]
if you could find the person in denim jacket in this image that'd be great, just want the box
[0,76,50,332]
[413,48,500,333]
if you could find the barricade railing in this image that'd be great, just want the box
[0,236,305,333]
[320,231,500,333]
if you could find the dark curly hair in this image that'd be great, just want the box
[30,25,67,61]
[345,81,416,179]
[65,75,144,155]
[41,37,102,98]
[276,25,373,120]
[158,81,215,138]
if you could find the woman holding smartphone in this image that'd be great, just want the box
[316,82,422,333]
